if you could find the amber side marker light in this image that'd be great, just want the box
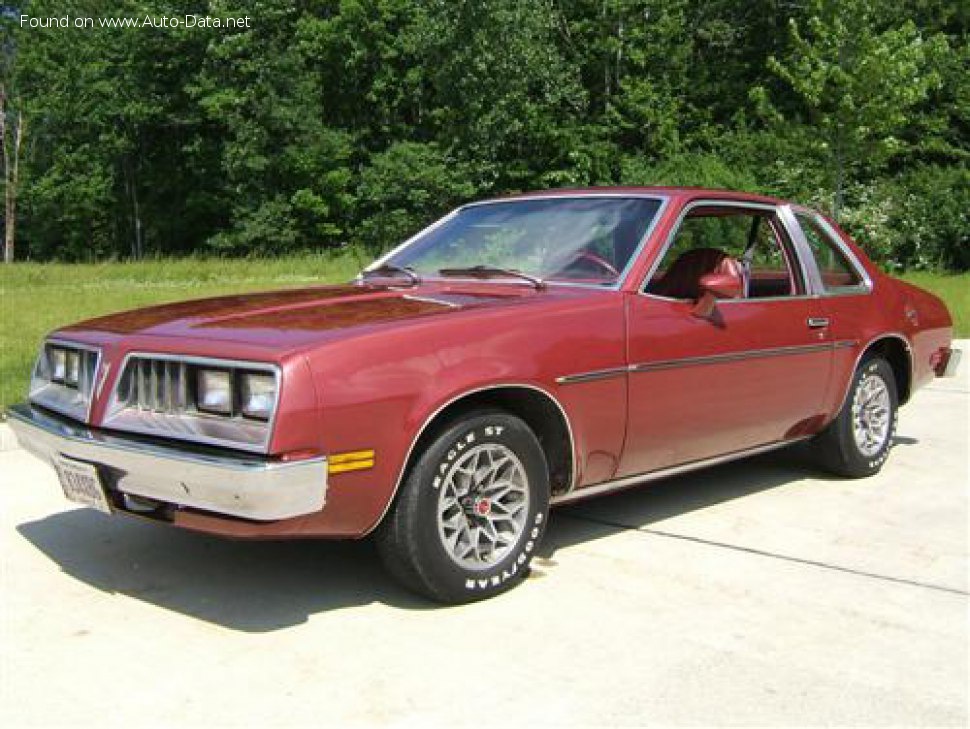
[328,449,376,474]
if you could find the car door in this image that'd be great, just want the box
[617,201,835,478]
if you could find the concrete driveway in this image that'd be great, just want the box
[1,346,967,727]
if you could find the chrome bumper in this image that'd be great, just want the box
[7,403,327,521]
[940,348,962,378]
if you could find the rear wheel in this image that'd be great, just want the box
[814,356,898,477]
[376,409,550,603]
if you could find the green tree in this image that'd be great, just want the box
[190,0,354,254]
[2,0,967,270]
[428,0,588,190]
[355,141,476,254]
[10,0,220,259]
[303,0,437,150]
[1,13,25,263]
[753,0,948,217]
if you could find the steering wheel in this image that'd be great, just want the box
[563,251,620,278]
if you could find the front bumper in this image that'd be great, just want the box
[7,403,327,521]
[938,347,962,378]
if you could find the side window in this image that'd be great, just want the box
[646,207,800,300]
[796,213,866,293]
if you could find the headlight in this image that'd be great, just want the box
[29,341,101,423]
[240,373,276,420]
[65,350,81,387]
[196,369,232,415]
[51,348,67,382]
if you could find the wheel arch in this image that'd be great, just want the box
[367,383,576,535]
[837,334,913,412]
[863,334,913,405]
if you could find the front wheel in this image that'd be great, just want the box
[376,409,550,603]
[813,356,898,477]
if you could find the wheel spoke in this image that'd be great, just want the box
[440,507,464,528]
[479,480,514,500]
[480,518,499,546]
[444,523,466,554]
[457,527,480,560]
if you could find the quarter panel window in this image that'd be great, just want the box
[796,213,866,293]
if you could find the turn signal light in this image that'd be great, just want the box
[328,449,375,475]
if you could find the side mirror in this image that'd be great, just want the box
[692,271,743,318]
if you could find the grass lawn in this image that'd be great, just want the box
[1,259,967,413]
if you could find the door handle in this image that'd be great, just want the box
[807,317,830,329]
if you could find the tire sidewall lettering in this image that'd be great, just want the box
[463,510,546,591]
[432,431,477,488]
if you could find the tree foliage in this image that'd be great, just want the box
[752,0,948,216]
[1,0,967,268]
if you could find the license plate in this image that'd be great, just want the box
[54,456,112,514]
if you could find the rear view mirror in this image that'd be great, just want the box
[692,271,743,318]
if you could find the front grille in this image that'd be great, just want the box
[119,358,191,414]
[29,341,101,422]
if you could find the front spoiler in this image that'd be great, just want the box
[7,403,327,521]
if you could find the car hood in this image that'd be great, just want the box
[59,282,585,350]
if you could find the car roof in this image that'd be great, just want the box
[483,186,789,207]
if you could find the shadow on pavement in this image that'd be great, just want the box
[539,443,845,558]
[16,439,864,631]
[17,514,433,631]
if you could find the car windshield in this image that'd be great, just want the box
[383,196,664,287]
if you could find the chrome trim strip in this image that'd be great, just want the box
[464,192,675,207]
[614,196,669,289]
[367,194,670,293]
[555,367,629,385]
[363,382,578,536]
[104,352,282,454]
[645,292,822,304]
[401,294,461,308]
[29,338,103,423]
[777,204,816,295]
[630,340,857,373]
[555,340,857,385]
[551,438,808,506]
[8,403,327,522]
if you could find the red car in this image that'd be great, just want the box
[10,187,961,603]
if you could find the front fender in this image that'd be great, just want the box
[296,297,626,537]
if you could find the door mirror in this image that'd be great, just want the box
[699,271,743,299]
[692,271,743,318]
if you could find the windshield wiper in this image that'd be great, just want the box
[437,265,546,290]
[360,264,421,286]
